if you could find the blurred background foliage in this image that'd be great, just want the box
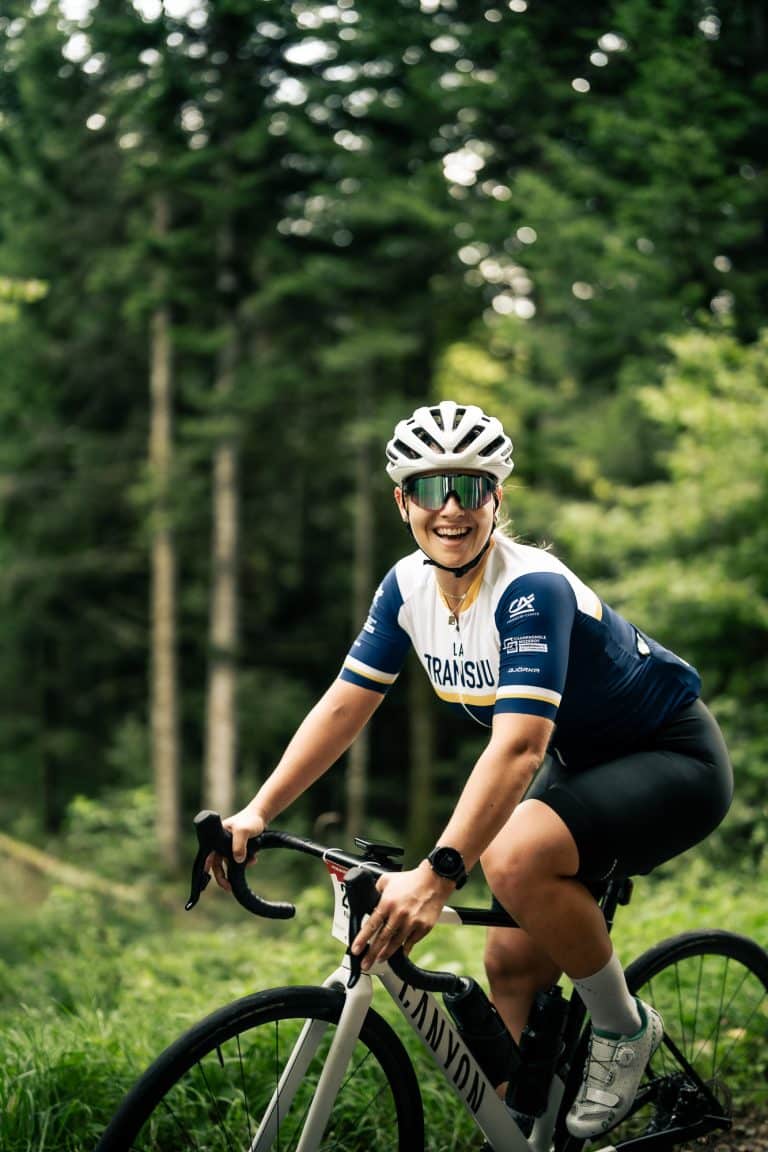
[0,0,765,876]
[1,3,766,1146]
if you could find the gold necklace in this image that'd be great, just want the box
[438,585,469,627]
[440,588,468,603]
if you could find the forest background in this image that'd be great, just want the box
[0,0,766,1146]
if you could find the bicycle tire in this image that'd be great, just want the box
[558,929,768,1151]
[95,985,425,1152]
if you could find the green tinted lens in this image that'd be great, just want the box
[451,474,496,508]
[406,475,450,509]
[406,474,495,510]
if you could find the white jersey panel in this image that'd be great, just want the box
[340,533,701,761]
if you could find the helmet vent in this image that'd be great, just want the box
[454,424,484,452]
[479,435,506,457]
[385,400,513,484]
[391,438,421,461]
[413,427,445,453]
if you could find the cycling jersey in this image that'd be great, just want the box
[339,534,701,767]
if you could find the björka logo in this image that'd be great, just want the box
[508,593,536,619]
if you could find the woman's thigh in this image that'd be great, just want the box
[526,700,733,881]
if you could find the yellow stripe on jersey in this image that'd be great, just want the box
[343,656,399,686]
[496,684,562,707]
[432,687,497,707]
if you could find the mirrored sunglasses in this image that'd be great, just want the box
[403,473,497,511]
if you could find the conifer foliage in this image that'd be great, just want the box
[0,1,765,863]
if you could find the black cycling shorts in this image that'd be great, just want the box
[519,698,733,883]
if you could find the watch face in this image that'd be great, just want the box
[432,847,462,870]
[430,846,464,878]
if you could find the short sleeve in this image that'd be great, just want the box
[493,572,577,721]
[339,567,412,694]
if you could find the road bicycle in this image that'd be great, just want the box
[95,811,768,1152]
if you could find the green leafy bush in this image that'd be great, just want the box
[0,847,764,1151]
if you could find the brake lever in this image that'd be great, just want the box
[185,810,294,919]
[185,846,212,911]
[185,810,233,911]
[342,865,472,996]
[343,866,382,988]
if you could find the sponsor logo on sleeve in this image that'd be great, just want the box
[363,585,385,635]
[504,635,548,654]
[507,593,537,620]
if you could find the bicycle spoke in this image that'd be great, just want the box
[107,993,417,1152]
[605,935,768,1149]
[236,1032,255,1148]
[158,1092,203,1150]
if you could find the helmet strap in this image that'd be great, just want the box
[421,529,494,578]
[402,517,497,578]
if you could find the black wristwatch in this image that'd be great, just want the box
[427,845,468,889]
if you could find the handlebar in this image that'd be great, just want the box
[185,810,466,995]
[185,810,300,919]
[343,865,465,994]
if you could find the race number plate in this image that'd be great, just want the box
[325,860,350,943]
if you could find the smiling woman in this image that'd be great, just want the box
[209,398,733,1142]
[386,402,511,589]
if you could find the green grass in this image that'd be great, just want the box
[0,847,765,1151]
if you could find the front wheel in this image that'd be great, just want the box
[95,985,425,1152]
[560,930,768,1150]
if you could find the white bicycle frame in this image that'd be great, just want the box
[247,858,617,1152]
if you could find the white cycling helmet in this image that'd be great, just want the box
[386,400,514,485]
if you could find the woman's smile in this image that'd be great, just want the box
[432,523,474,551]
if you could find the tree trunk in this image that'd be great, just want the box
[203,227,240,816]
[345,383,373,840]
[204,426,239,814]
[149,192,181,871]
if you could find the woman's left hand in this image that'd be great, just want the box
[351,861,455,970]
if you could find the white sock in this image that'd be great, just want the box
[571,951,642,1037]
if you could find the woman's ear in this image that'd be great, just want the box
[394,486,409,523]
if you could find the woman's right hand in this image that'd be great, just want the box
[206,804,267,892]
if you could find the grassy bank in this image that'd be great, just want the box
[0,848,765,1151]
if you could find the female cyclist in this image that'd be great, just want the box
[209,400,733,1140]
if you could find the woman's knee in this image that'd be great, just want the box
[482,807,542,898]
[482,801,579,913]
[482,846,528,912]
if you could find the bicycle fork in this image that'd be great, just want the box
[248,965,371,1152]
